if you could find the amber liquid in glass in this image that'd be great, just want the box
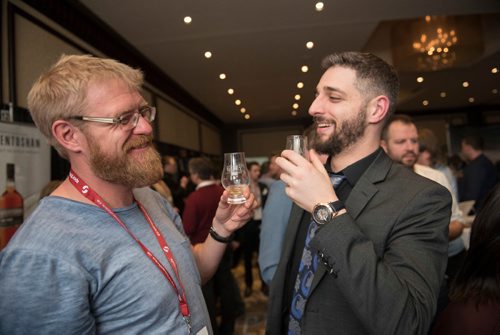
[0,164,24,250]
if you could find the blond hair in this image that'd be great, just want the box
[27,54,144,158]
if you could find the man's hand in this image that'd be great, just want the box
[212,186,257,236]
[276,149,338,212]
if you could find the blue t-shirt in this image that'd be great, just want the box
[0,187,211,334]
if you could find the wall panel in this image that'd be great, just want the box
[157,97,199,151]
[14,15,82,108]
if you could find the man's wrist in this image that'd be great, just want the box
[209,225,234,243]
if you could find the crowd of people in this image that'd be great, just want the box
[0,52,498,335]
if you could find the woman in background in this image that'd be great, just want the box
[432,183,500,334]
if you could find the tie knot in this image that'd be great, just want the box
[330,174,346,188]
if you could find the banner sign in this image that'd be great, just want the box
[0,122,51,216]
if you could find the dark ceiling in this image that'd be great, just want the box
[79,0,500,126]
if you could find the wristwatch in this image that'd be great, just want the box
[312,201,345,225]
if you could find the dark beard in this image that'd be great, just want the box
[88,134,163,188]
[314,106,367,156]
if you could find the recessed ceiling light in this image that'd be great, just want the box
[292,103,299,109]
[291,110,298,116]
[235,99,241,106]
[493,89,498,94]
[422,100,429,106]
[301,65,309,73]
[204,51,212,59]
[440,92,447,98]
[184,16,192,24]
[468,97,475,103]
[297,82,304,89]
[462,81,469,88]
[417,77,424,83]
[244,114,250,120]
[219,73,226,80]
[227,88,234,95]
[492,67,498,74]
[315,2,324,11]
[294,94,301,100]
[240,107,246,113]
[306,41,314,49]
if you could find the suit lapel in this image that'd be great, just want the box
[280,203,304,263]
[309,150,393,293]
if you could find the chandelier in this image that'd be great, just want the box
[412,16,458,70]
[390,14,484,72]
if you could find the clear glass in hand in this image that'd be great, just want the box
[221,152,250,204]
[286,135,308,158]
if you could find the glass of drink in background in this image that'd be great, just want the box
[221,152,250,204]
[285,135,308,158]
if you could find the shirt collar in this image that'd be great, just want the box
[196,180,217,190]
[325,147,382,186]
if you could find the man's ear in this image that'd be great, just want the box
[367,95,390,125]
[52,120,85,154]
[380,139,388,153]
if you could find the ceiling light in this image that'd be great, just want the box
[291,110,298,116]
[462,81,469,88]
[204,51,212,59]
[183,16,192,24]
[297,82,304,89]
[422,100,429,106]
[301,65,309,73]
[227,88,234,95]
[492,67,498,74]
[235,99,241,105]
[240,107,246,113]
[468,97,475,103]
[416,76,424,83]
[219,73,226,80]
[440,92,447,98]
[294,94,301,100]
[244,114,250,120]
[306,41,314,49]
[292,103,299,109]
[315,2,324,11]
[493,89,498,94]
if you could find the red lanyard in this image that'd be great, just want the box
[68,170,191,332]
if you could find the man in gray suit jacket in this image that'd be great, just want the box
[266,52,451,335]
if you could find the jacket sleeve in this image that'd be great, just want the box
[311,182,450,335]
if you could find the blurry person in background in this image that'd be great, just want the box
[458,134,497,212]
[432,183,500,335]
[236,161,268,297]
[182,157,244,335]
[258,152,281,187]
[381,115,465,284]
[162,155,191,214]
[417,128,459,200]
[0,54,255,334]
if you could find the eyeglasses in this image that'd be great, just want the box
[70,106,156,130]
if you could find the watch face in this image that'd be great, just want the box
[317,206,330,221]
[313,204,333,224]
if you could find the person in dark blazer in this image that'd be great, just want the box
[266,52,451,335]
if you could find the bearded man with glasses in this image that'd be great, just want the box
[0,54,256,335]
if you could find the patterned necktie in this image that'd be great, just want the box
[288,174,346,335]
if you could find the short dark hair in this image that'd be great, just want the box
[188,157,214,180]
[462,134,484,151]
[247,161,260,170]
[418,128,439,163]
[322,52,400,117]
[381,114,414,141]
[449,183,500,304]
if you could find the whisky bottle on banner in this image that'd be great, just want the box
[0,163,24,250]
